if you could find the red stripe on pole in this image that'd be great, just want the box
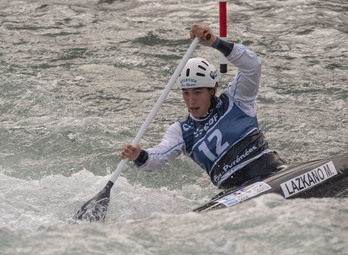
[219,1,227,37]
[219,0,227,73]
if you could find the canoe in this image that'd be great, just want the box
[193,155,348,212]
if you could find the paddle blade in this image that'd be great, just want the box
[72,181,114,223]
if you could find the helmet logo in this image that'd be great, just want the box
[210,70,218,80]
[180,78,197,87]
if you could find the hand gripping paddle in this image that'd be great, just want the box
[71,33,210,222]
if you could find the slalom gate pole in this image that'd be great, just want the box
[219,0,227,73]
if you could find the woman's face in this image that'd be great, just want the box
[182,87,213,118]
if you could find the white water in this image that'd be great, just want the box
[0,0,347,254]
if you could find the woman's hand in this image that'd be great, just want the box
[190,24,217,47]
[120,144,141,161]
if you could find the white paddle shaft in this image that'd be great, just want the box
[109,37,201,183]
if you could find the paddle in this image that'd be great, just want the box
[71,33,210,223]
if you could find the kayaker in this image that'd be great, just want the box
[120,24,285,189]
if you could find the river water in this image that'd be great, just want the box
[0,0,347,254]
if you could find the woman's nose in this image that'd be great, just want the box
[188,94,195,105]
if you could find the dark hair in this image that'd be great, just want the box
[208,82,218,109]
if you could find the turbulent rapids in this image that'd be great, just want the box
[0,0,347,254]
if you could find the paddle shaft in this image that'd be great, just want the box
[109,36,202,184]
[72,33,211,222]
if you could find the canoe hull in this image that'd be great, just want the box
[194,155,348,212]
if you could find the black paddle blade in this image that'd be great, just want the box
[72,181,114,223]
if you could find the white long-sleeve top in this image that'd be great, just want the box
[135,43,272,187]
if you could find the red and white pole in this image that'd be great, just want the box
[219,0,227,73]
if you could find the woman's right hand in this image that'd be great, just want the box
[120,144,141,161]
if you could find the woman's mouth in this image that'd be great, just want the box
[190,107,199,113]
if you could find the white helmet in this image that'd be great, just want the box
[177,58,218,88]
